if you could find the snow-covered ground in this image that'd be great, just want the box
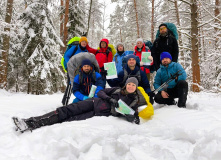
[0,89,221,160]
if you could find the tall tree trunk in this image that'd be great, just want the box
[151,0,154,43]
[86,0,93,37]
[120,28,122,42]
[191,0,200,92]
[0,0,13,89]
[63,0,69,53]
[215,0,220,48]
[174,0,185,67]
[60,0,64,54]
[133,0,140,37]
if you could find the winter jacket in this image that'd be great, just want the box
[152,33,179,70]
[113,51,132,74]
[73,68,105,101]
[154,62,187,91]
[134,44,153,74]
[64,45,88,69]
[95,87,139,116]
[107,65,151,93]
[86,39,113,72]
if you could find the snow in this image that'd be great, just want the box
[0,90,221,160]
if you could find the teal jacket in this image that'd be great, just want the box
[154,62,186,91]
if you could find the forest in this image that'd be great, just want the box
[0,0,220,94]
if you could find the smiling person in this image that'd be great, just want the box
[63,36,88,70]
[151,23,179,71]
[13,78,146,133]
[153,52,188,108]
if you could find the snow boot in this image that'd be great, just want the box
[13,111,59,133]
[178,88,188,108]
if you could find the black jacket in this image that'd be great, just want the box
[152,34,179,70]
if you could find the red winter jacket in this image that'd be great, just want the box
[86,39,113,72]
[134,44,153,74]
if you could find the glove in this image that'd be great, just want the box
[134,117,140,125]
[109,98,119,108]
[110,106,120,116]
[83,96,89,100]
[103,70,108,76]
[148,91,155,98]
[125,114,135,122]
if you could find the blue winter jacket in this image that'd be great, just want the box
[154,62,187,91]
[73,70,105,101]
[107,65,151,93]
[64,45,88,69]
[113,51,132,74]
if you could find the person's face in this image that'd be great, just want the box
[127,58,136,67]
[136,41,143,49]
[117,45,124,52]
[80,41,87,47]
[162,58,171,66]
[126,82,137,93]
[100,41,107,48]
[159,26,168,35]
[82,65,91,73]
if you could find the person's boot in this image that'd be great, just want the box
[178,88,188,108]
[24,111,59,131]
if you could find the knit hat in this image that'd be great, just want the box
[79,36,88,44]
[136,38,144,44]
[125,77,138,88]
[81,59,92,66]
[160,52,172,61]
[126,54,136,62]
[116,42,124,49]
[159,23,167,29]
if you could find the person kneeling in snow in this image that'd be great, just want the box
[13,78,154,133]
[72,59,105,103]
[153,52,188,108]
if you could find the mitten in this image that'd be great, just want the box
[83,96,89,100]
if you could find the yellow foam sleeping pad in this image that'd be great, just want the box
[137,87,154,119]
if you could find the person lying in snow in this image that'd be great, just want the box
[13,77,154,133]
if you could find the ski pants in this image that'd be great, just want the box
[56,98,95,122]
[154,80,188,107]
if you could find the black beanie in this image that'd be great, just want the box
[159,23,167,29]
[81,59,92,66]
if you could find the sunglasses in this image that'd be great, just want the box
[160,26,167,31]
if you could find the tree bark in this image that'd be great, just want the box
[0,0,13,89]
[86,0,93,37]
[215,0,220,47]
[63,0,69,53]
[151,0,154,43]
[191,0,200,92]
[133,0,140,37]
[60,0,64,54]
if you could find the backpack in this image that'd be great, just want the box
[97,44,116,58]
[61,37,80,72]
[156,23,179,40]
[144,40,153,51]
[67,52,100,86]
[121,69,141,86]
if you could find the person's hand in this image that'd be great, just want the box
[161,91,169,98]
[110,106,119,116]
[148,55,153,61]
[83,96,89,100]
[125,114,135,122]
[103,70,108,76]
[148,91,155,97]
[109,98,119,108]
[140,61,144,66]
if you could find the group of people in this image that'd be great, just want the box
[13,23,188,132]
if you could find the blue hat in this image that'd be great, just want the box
[81,59,92,66]
[160,52,172,61]
[126,54,136,62]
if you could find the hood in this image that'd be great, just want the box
[99,38,109,50]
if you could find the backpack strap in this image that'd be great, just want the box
[79,70,97,84]
[115,55,118,63]
[121,69,141,86]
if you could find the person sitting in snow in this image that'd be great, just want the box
[72,59,105,103]
[107,54,153,104]
[13,78,154,133]
[86,38,113,82]
[64,36,88,70]
[153,52,188,108]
